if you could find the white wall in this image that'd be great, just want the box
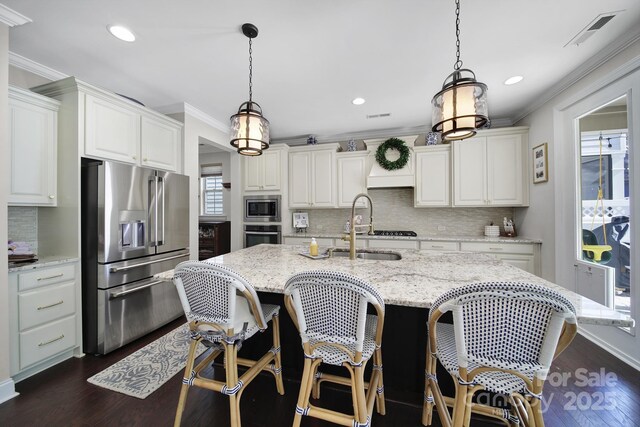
[516,37,640,282]
[171,109,242,256]
[516,38,640,368]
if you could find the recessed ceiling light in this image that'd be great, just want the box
[504,76,524,85]
[352,97,366,105]
[108,25,136,42]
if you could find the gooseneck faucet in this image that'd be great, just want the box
[342,193,374,260]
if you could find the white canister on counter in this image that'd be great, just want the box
[484,225,500,237]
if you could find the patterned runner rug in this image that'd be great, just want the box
[87,323,207,399]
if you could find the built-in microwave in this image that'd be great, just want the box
[244,195,281,222]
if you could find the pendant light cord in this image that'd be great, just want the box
[248,37,253,103]
[454,0,463,71]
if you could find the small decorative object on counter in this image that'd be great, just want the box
[503,217,517,237]
[306,135,318,145]
[426,131,441,145]
[347,138,357,151]
[484,223,500,238]
[309,237,318,257]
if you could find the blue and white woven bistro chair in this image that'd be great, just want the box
[285,270,386,427]
[172,261,285,427]
[422,282,577,427]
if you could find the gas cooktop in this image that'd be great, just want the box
[373,230,417,237]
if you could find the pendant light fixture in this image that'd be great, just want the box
[230,23,270,156]
[431,0,488,142]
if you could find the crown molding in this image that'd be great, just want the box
[512,27,640,124]
[155,102,229,133]
[9,51,68,81]
[0,4,31,27]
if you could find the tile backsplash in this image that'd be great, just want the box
[8,207,38,252]
[298,188,515,236]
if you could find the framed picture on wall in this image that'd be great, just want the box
[533,143,549,183]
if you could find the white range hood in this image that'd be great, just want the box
[366,135,417,188]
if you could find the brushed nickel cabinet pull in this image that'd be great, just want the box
[432,245,444,249]
[38,334,64,347]
[37,300,64,310]
[37,273,64,281]
[489,247,503,251]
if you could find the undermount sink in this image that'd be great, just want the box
[328,248,402,261]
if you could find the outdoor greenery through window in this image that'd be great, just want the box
[201,164,223,216]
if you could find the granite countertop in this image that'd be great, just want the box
[156,244,632,327]
[283,233,542,244]
[8,256,79,272]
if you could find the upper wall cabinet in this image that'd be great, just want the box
[337,151,369,208]
[414,145,450,207]
[33,77,183,173]
[243,146,285,192]
[452,127,529,207]
[289,144,338,208]
[8,87,60,207]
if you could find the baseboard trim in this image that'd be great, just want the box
[0,378,19,405]
[578,328,640,372]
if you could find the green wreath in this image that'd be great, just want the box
[375,138,410,171]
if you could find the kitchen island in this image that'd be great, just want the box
[157,244,632,327]
[155,244,633,401]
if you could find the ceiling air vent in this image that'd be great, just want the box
[564,11,623,47]
[366,113,391,119]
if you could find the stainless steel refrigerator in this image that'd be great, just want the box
[81,159,189,354]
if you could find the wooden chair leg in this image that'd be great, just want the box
[293,357,316,427]
[352,364,368,426]
[271,315,285,395]
[174,338,200,427]
[451,382,468,427]
[422,343,435,426]
[374,347,386,415]
[225,342,241,427]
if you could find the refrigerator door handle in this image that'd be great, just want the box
[149,176,158,246]
[108,252,189,273]
[157,176,165,246]
[108,279,167,299]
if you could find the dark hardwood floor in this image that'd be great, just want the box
[0,317,638,427]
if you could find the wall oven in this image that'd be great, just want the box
[244,195,281,222]
[244,224,281,248]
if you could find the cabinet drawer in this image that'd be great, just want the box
[420,241,459,251]
[18,264,76,292]
[460,242,533,255]
[19,282,76,331]
[368,239,418,250]
[19,315,76,370]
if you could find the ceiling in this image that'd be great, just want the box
[5,0,640,143]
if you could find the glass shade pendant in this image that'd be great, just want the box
[230,23,270,156]
[432,69,488,141]
[431,0,488,142]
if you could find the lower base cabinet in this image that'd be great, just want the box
[9,260,81,381]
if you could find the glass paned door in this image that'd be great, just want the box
[578,95,632,322]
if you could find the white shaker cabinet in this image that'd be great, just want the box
[414,146,451,207]
[289,144,338,208]
[337,151,369,208]
[140,115,181,171]
[34,77,183,173]
[9,260,81,381]
[85,93,140,165]
[243,146,284,192]
[453,127,529,207]
[8,87,60,207]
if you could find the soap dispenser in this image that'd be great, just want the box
[309,237,318,257]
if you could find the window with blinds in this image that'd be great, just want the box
[201,164,223,216]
